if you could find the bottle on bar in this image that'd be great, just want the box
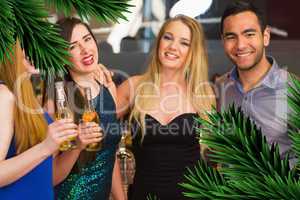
[81,87,102,151]
[55,81,77,151]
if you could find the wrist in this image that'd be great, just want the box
[72,148,82,154]
[78,143,88,151]
[38,141,55,157]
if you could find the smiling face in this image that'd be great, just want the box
[68,24,98,75]
[222,11,270,71]
[158,20,191,70]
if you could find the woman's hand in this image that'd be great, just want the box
[93,63,114,87]
[42,119,78,154]
[93,63,118,105]
[77,122,103,150]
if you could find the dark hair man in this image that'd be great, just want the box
[217,1,295,166]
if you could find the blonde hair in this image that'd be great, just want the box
[129,15,216,141]
[0,40,47,154]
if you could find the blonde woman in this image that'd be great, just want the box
[0,41,80,199]
[117,15,216,200]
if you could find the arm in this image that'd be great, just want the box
[0,86,49,187]
[116,76,141,119]
[52,149,81,185]
[111,155,127,200]
[0,86,77,187]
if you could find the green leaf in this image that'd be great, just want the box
[0,0,15,64]
[12,0,70,77]
[46,0,133,23]
[180,159,233,199]
[146,193,160,200]
[288,75,300,165]
[230,174,300,199]
[1,0,132,77]
[182,104,299,199]
[198,106,292,180]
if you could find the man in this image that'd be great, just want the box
[217,1,293,163]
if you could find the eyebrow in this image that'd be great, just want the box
[164,32,191,42]
[181,38,190,43]
[224,28,257,37]
[70,33,91,45]
[223,32,235,37]
[242,28,257,34]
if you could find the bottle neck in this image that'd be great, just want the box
[84,87,95,112]
[85,99,95,112]
[55,86,68,110]
[57,99,67,110]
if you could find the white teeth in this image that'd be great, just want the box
[237,52,251,57]
[165,52,178,59]
[83,55,93,62]
[82,55,94,65]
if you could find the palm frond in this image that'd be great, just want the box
[198,106,291,179]
[0,0,15,64]
[46,0,132,23]
[181,105,300,199]
[230,174,300,199]
[12,0,70,77]
[179,159,234,199]
[288,75,300,164]
[146,193,160,200]
[1,0,132,77]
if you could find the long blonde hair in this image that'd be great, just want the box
[129,15,216,140]
[0,40,47,154]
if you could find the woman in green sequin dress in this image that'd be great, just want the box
[52,18,125,200]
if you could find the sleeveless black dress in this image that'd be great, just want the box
[128,113,201,200]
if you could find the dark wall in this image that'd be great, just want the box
[267,0,300,39]
[197,0,267,39]
[196,0,299,39]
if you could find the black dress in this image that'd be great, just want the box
[128,113,201,200]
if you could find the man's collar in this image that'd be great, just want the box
[260,56,279,89]
[229,56,280,90]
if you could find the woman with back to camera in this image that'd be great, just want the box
[117,15,216,199]
[0,40,79,199]
[51,17,125,200]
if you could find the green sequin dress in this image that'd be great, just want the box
[55,85,121,200]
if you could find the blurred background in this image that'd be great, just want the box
[47,0,300,79]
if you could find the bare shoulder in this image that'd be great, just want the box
[117,75,143,108]
[129,75,143,82]
[118,75,143,91]
[126,75,143,86]
[0,85,15,103]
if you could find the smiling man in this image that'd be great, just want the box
[216,1,295,165]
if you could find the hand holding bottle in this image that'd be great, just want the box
[80,87,103,151]
[42,119,78,154]
[77,121,103,151]
[55,81,77,151]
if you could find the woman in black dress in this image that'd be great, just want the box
[117,15,216,199]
